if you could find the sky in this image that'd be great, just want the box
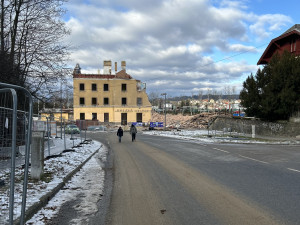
[62,0,299,97]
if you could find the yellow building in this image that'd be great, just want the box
[73,60,152,125]
[39,108,73,122]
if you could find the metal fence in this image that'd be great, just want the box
[0,82,33,225]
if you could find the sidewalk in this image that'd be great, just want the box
[0,135,106,225]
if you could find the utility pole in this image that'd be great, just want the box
[161,93,167,130]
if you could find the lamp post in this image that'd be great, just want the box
[161,93,167,130]
[60,74,63,139]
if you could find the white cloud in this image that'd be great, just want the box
[249,14,292,40]
[63,0,293,96]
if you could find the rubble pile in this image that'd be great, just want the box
[151,112,219,129]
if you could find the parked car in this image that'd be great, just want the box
[87,125,107,131]
[65,124,80,134]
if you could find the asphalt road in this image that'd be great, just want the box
[88,131,300,225]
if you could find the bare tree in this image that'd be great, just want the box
[206,88,211,101]
[0,0,70,99]
[198,90,203,103]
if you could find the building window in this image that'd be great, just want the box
[104,83,109,91]
[80,113,85,120]
[122,83,127,91]
[121,113,127,125]
[122,98,127,105]
[80,83,85,91]
[92,83,97,91]
[136,113,142,122]
[291,39,297,52]
[80,97,85,105]
[92,98,97,105]
[92,113,97,120]
[137,97,142,106]
[104,97,109,105]
[104,113,109,122]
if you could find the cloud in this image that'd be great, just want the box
[63,0,293,96]
[249,14,292,40]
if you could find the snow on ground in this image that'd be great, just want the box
[143,129,300,145]
[26,148,107,224]
[0,136,106,225]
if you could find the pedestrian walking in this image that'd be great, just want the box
[117,126,123,142]
[130,124,137,142]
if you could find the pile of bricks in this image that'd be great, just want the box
[151,112,219,129]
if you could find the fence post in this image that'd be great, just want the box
[31,131,44,180]
[252,125,256,138]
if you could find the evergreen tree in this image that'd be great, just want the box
[240,51,300,121]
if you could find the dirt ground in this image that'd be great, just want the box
[151,111,220,129]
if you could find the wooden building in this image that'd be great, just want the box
[258,24,300,65]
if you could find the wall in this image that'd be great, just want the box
[211,116,300,138]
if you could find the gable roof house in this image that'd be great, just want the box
[257,24,300,65]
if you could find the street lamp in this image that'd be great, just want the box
[161,93,167,130]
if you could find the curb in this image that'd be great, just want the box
[14,144,103,225]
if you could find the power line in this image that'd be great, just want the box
[143,43,268,82]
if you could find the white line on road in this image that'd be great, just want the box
[287,168,300,173]
[239,155,269,164]
[212,148,229,153]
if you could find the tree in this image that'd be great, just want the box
[240,51,300,120]
[240,73,261,117]
[0,0,70,99]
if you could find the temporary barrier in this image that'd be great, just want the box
[0,82,33,225]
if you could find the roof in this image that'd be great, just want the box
[257,24,300,65]
[73,70,133,80]
[282,24,300,34]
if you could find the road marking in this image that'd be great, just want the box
[287,168,300,173]
[213,148,229,153]
[239,155,269,164]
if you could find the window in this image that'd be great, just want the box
[104,83,109,91]
[80,113,85,120]
[80,98,85,105]
[80,83,85,91]
[137,97,142,106]
[122,98,127,105]
[92,83,97,91]
[122,83,127,91]
[92,98,97,105]
[121,113,127,125]
[104,97,109,105]
[92,113,97,120]
[104,113,109,122]
[291,39,297,52]
[136,113,142,122]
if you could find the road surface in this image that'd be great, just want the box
[88,131,300,225]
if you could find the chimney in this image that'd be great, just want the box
[103,60,112,74]
[115,62,117,72]
[73,63,81,74]
[121,61,126,71]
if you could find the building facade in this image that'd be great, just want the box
[73,61,152,125]
[258,24,300,65]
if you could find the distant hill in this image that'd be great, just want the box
[166,94,240,101]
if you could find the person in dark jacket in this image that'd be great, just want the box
[130,124,137,142]
[117,127,123,142]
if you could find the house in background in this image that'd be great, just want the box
[73,60,152,125]
[257,24,300,65]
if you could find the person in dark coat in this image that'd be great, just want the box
[130,124,137,142]
[117,127,123,142]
